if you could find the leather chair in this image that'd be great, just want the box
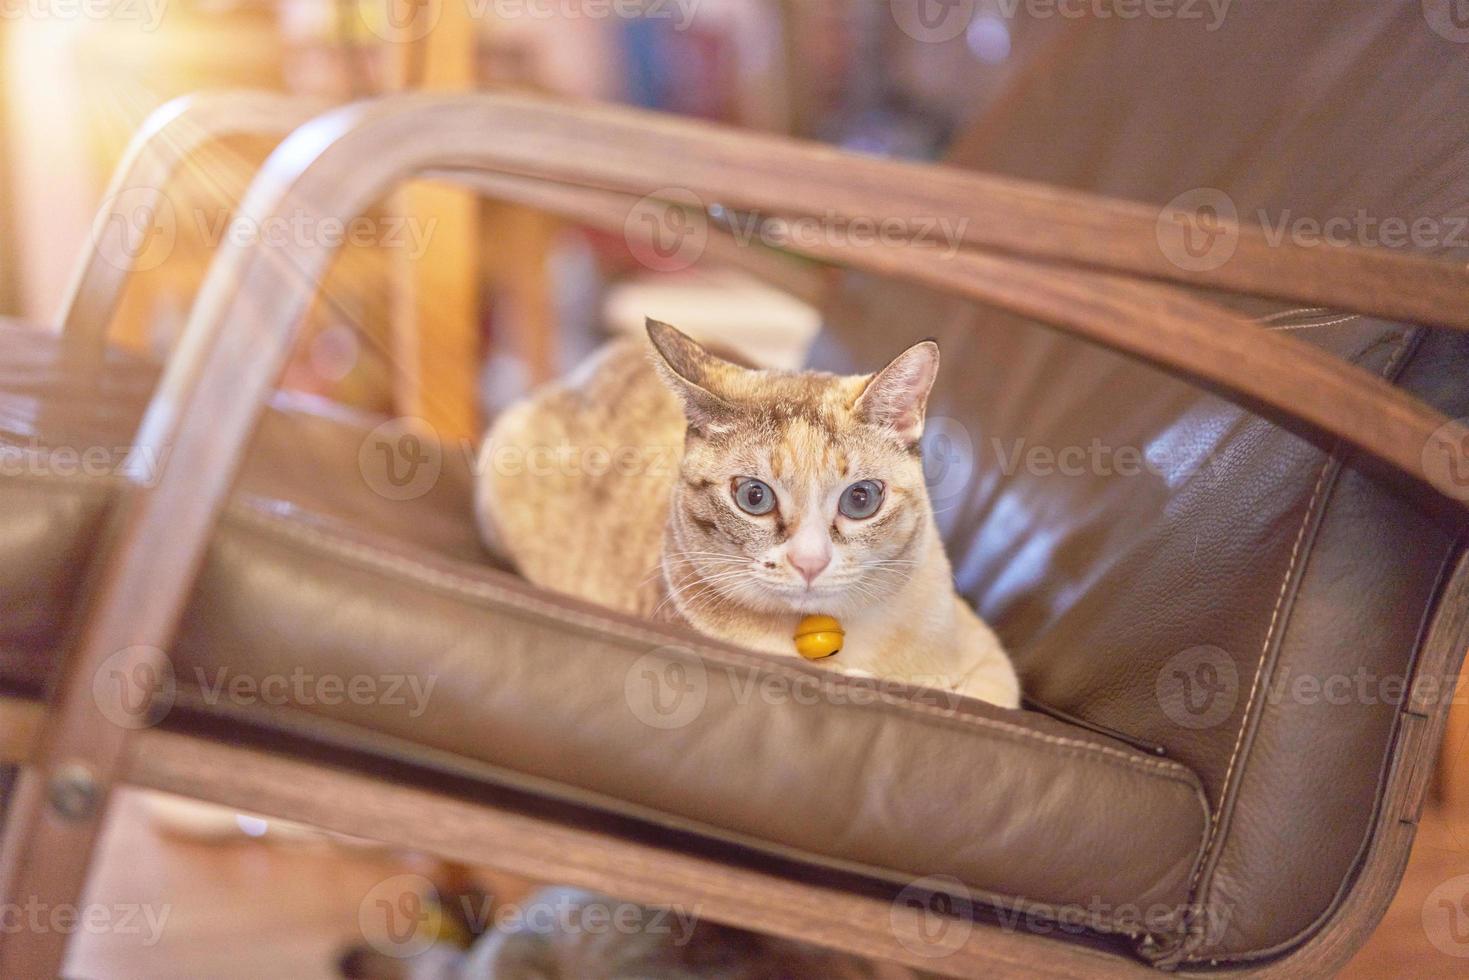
[2,7,1467,976]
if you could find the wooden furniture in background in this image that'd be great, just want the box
[386,0,483,441]
[1441,670,1469,808]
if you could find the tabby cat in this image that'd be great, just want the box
[475,319,1018,707]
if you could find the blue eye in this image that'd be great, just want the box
[839,480,884,520]
[732,478,776,516]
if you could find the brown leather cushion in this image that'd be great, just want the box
[810,4,1469,962]
[0,320,1208,956]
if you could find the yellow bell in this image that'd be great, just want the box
[794,615,844,660]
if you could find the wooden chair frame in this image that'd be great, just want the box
[2,91,1468,978]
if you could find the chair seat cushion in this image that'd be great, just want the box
[0,321,1209,955]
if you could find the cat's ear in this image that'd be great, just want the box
[853,340,940,444]
[646,318,737,433]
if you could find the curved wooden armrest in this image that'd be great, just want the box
[57,90,327,352]
[416,93,1469,331]
[436,171,1469,520]
[6,91,1469,976]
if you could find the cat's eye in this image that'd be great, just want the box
[838,480,884,520]
[732,478,777,516]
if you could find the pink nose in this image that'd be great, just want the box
[788,551,831,585]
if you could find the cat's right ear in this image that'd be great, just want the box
[646,318,736,434]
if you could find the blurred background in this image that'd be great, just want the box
[0,0,1013,447]
[1,2,1467,977]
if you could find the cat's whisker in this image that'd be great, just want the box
[647,555,754,589]
[661,557,752,569]
[653,567,754,616]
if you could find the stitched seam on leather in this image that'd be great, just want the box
[1187,458,1334,897]
[1182,328,1417,947]
[1266,315,1361,331]
[224,503,1204,784]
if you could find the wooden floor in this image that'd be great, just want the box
[58,789,1469,978]
[63,790,540,980]
[1338,801,1469,979]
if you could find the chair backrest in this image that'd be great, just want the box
[811,3,1469,963]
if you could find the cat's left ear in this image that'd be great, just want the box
[853,340,940,445]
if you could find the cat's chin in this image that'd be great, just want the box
[743,583,855,617]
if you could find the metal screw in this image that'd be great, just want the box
[47,763,100,821]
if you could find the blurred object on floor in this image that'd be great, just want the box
[603,267,820,372]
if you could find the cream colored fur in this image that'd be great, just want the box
[476,320,1019,708]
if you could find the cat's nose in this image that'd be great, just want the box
[787,550,831,585]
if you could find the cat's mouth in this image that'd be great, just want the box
[751,580,858,614]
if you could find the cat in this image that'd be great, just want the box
[476,319,1019,708]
